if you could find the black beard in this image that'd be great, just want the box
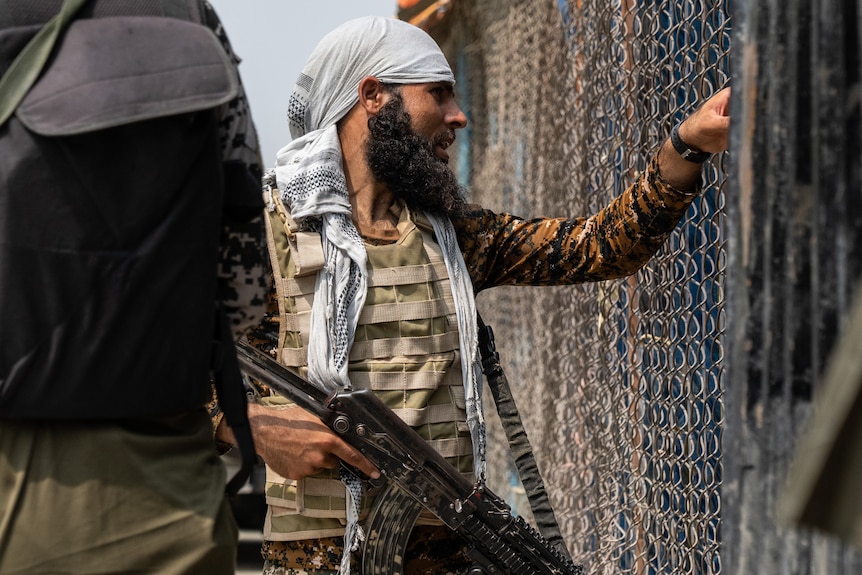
[365,91,465,219]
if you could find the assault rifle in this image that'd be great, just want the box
[235,339,583,575]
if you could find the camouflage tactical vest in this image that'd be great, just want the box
[260,186,475,541]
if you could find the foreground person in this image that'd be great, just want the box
[0,1,267,573]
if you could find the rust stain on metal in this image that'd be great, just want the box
[740,41,758,269]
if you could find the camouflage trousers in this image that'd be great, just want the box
[261,525,472,575]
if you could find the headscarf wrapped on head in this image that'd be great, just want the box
[271,18,485,574]
[286,16,455,140]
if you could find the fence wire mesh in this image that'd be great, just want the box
[430,1,731,573]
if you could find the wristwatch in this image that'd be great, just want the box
[670,123,711,163]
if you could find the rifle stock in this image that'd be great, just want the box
[235,340,583,575]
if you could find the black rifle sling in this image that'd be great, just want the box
[477,314,573,563]
[213,305,257,496]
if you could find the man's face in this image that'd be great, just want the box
[397,82,468,164]
[365,84,469,218]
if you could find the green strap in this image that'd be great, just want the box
[0,0,92,127]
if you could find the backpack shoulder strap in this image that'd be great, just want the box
[0,0,91,127]
[213,305,258,496]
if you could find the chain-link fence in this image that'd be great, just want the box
[417,0,862,573]
[428,1,730,573]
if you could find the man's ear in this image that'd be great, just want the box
[358,76,387,114]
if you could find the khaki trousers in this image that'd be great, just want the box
[0,409,237,574]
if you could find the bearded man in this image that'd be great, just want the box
[213,15,731,575]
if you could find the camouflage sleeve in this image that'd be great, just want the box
[202,1,268,340]
[206,276,281,443]
[241,281,282,399]
[195,2,269,441]
[454,155,699,291]
[217,220,269,339]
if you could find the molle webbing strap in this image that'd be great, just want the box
[348,370,459,392]
[280,285,456,325]
[385,402,461,427]
[358,296,456,325]
[365,261,449,287]
[280,262,452,299]
[277,330,463,369]
[348,332,461,362]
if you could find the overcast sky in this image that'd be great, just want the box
[207,0,399,166]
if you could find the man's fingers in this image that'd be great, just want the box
[247,403,381,480]
[335,443,380,479]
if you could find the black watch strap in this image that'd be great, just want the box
[670,123,711,163]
